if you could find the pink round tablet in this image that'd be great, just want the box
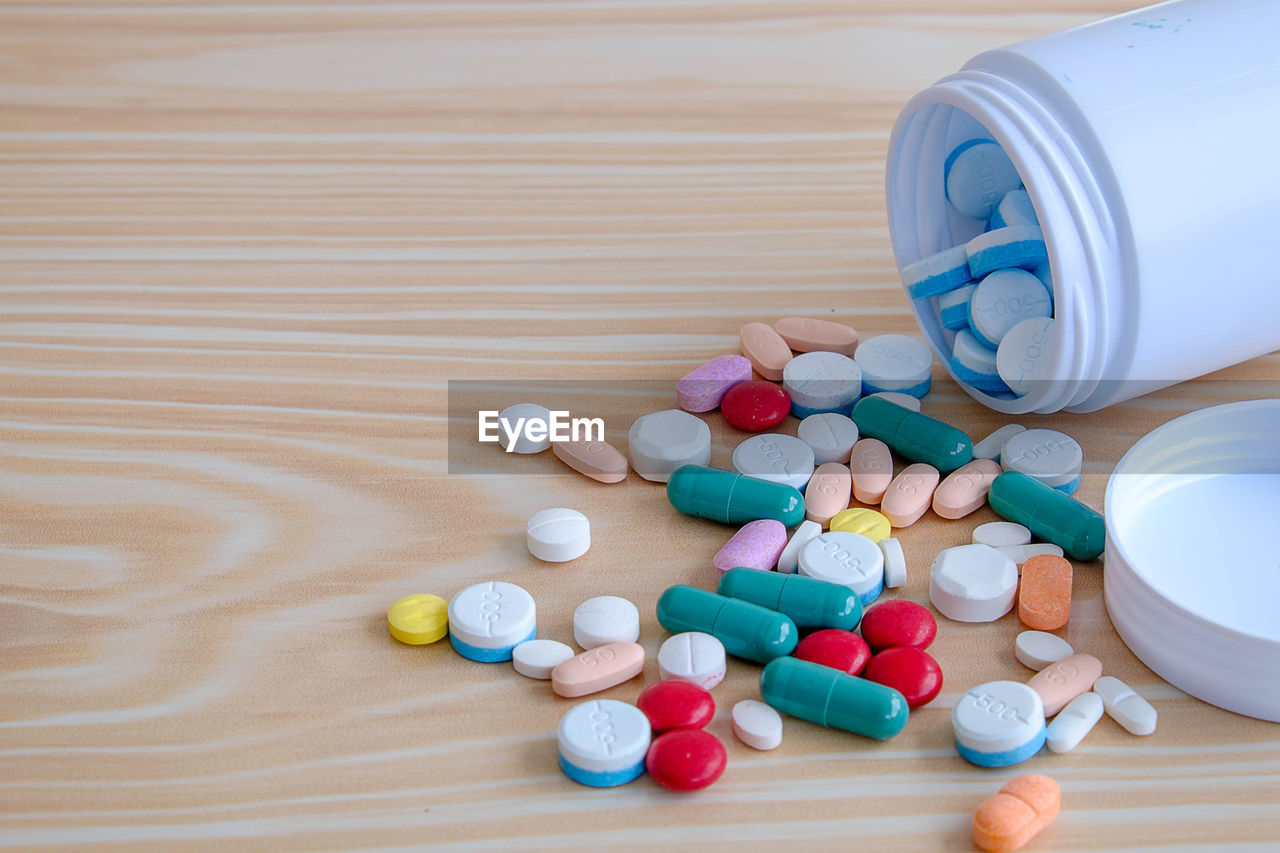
[713,518,787,573]
[773,317,860,356]
[860,599,937,651]
[739,322,793,381]
[932,458,1002,520]
[721,381,791,432]
[849,438,893,504]
[637,680,715,732]
[881,462,940,527]
[793,629,871,676]
[862,646,943,709]
[804,462,852,526]
[677,354,753,413]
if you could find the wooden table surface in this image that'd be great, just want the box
[3,1,1279,849]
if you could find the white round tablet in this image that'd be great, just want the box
[969,269,1052,349]
[854,334,933,396]
[731,433,815,491]
[497,402,553,454]
[512,639,576,679]
[997,317,1055,397]
[732,699,783,751]
[796,413,860,465]
[627,409,712,483]
[1001,428,1083,490]
[527,508,590,562]
[782,351,862,414]
[972,520,1032,548]
[945,140,1022,220]
[929,544,1018,622]
[866,391,922,412]
[777,519,822,574]
[1014,630,1075,671]
[798,531,884,603]
[952,328,1000,378]
[573,595,640,649]
[657,631,726,690]
[952,680,1045,766]
[879,537,907,589]
[972,424,1026,461]
[557,699,651,775]
[448,581,537,652]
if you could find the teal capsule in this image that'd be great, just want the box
[716,567,862,631]
[760,656,908,740]
[656,585,797,664]
[851,395,973,473]
[988,470,1105,561]
[666,465,805,527]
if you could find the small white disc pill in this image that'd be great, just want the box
[930,544,1018,622]
[993,188,1039,229]
[1014,630,1075,671]
[972,423,1026,461]
[796,413,860,465]
[879,537,907,588]
[973,520,1032,548]
[512,639,575,679]
[448,581,537,659]
[798,531,885,604]
[998,543,1065,567]
[854,334,933,397]
[627,408,712,483]
[997,317,1056,397]
[1001,428,1083,491]
[945,140,1022,220]
[969,269,1052,349]
[557,699,651,786]
[657,631,727,690]
[573,595,640,649]
[497,402,553,454]
[1093,676,1158,736]
[952,680,1046,767]
[777,519,822,574]
[782,351,862,415]
[527,507,591,562]
[732,433,815,491]
[732,699,783,751]
[866,391,921,412]
[1046,692,1104,753]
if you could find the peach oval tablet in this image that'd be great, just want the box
[1027,653,1101,716]
[739,322,793,380]
[932,458,1002,519]
[551,641,645,698]
[880,463,940,528]
[804,462,852,525]
[973,773,1060,853]
[1018,554,1073,631]
[773,317,859,356]
[849,438,893,504]
[552,438,627,484]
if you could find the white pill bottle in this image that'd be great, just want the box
[886,0,1280,413]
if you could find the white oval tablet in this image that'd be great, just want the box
[1093,676,1158,736]
[798,531,884,603]
[782,351,862,414]
[448,581,537,652]
[866,391,922,412]
[512,639,575,679]
[997,317,1056,397]
[796,413,860,465]
[557,699,651,775]
[731,433,815,491]
[930,544,1018,622]
[732,699,783,751]
[879,537,907,588]
[1001,428,1083,490]
[627,409,712,483]
[854,334,933,396]
[998,543,1066,567]
[972,423,1025,461]
[573,595,640,649]
[973,520,1032,548]
[527,508,591,562]
[497,402,553,454]
[1045,691,1104,753]
[1014,630,1075,671]
[777,519,823,574]
[969,269,1052,349]
[952,680,1046,763]
[657,631,727,690]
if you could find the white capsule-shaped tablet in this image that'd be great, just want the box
[1001,428,1083,492]
[512,639,575,679]
[497,402,553,454]
[526,507,591,562]
[973,520,1032,548]
[972,423,1026,462]
[854,334,933,397]
[732,699,783,751]
[930,544,1018,623]
[1014,630,1075,671]
[952,680,1046,767]
[732,433,816,491]
[879,537,907,589]
[557,699,651,787]
[777,519,822,575]
[796,413,860,465]
[1045,691,1104,753]
[798,531,885,605]
[657,631,727,690]
[997,317,1056,397]
[783,351,862,415]
[448,581,537,662]
[998,543,1066,568]
[627,409,712,483]
[1093,676,1158,736]
[572,595,640,650]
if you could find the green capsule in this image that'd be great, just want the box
[988,470,1105,561]
[760,656,908,740]
[666,465,805,527]
[851,395,973,473]
[716,567,862,631]
[656,585,797,664]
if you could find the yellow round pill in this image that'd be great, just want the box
[828,507,891,542]
[387,594,449,645]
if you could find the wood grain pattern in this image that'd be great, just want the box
[3,1,1279,849]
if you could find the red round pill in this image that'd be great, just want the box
[721,381,791,432]
[862,646,943,709]
[860,599,937,651]
[636,680,715,732]
[792,629,870,676]
[645,728,727,792]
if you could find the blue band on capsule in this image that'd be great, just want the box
[954,726,1046,768]
[558,754,646,788]
[449,626,537,663]
[861,377,931,399]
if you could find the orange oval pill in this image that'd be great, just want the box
[552,438,628,484]
[1028,653,1101,716]
[849,438,893,504]
[880,463,940,527]
[804,462,852,526]
[739,322,793,380]
[973,773,1060,853]
[932,458,1002,519]
[1018,554,1073,631]
[773,317,859,356]
[551,641,645,698]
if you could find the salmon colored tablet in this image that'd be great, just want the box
[804,462,852,526]
[849,438,893,504]
[880,463,940,527]
[1028,653,1101,716]
[551,642,645,698]
[552,438,628,483]
[739,322,793,380]
[932,458,1002,519]
[1018,554,1073,630]
[773,317,860,356]
[973,774,1060,852]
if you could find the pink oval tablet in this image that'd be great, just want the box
[1027,653,1102,716]
[739,322,793,381]
[773,317,860,356]
[849,438,893,504]
[677,354,753,413]
[804,462,852,526]
[713,518,787,573]
[552,438,628,483]
[881,463,940,527]
[932,458,1002,520]
[551,641,645,698]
